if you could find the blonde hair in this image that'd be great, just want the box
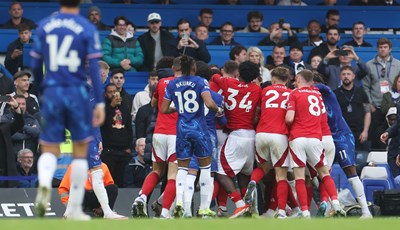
[99,60,110,70]
[246,46,265,66]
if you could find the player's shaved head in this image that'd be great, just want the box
[239,61,260,84]
[60,0,80,7]
[271,67,289,83]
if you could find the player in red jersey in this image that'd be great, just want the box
[131,57,179,219]
[285,69,345,218]
[212,61,262,218]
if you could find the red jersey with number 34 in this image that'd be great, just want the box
[256,84,292,135]
[287,86,323,141]
[212,75,261,131]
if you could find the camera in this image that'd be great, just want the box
[278,18,284,29]
[335,49,348,57]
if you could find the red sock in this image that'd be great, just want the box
[269,180,278,210]
[162,179,176,209]
[250,168,265,183]
[240,187,247,198]
[228,191,242,203]
[217,188,228,207]
[263,181,273,212]
[212,180,220,201]
[276,180,288,210]
[306,185,313,209]
[295,179,308,211]
[322,175,338,200]
[319,182,329,202]
[287,181,298,208]
[140,171,159,197]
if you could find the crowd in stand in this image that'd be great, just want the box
[0,0,400,218]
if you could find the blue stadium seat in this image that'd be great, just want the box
[360,166,392,203]
[330,163,355,196]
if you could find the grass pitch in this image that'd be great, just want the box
[1,218,397,230]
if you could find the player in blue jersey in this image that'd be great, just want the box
[161,56,222,218]
[314,74,372,218]
[30,0,105,220]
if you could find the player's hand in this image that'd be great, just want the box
[380,132,389,144]
[93,103,105,127]
[359,130,368,143]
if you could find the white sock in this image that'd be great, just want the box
[183,174,196,215]
[160,208,170,218]
[348,176,371,215]
[65,158,88,214]
[37,152,57,188]
[176,167,188,205]
[91,169,113,216]
[199,165,213,210]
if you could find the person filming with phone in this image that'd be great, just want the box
[258,19,299,46]
[317,45,369,90]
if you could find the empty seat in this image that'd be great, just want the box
[367,151,387,164]
[360,166,392,203]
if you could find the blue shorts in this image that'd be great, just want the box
[87,140,102,169]
[333,133,356,168]
[40,85,93,143]
[189,133,218,172]
[176,121,212,160]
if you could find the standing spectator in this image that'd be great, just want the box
[278,0,307,5]
[124,138,152,188]
[258,21,298,46]
[1,1,35,29]
[363,38,400,150]
[165,19,211,63]
[198,8,215,32]
[100,83,133,188]
[194,24,209,42]
[343,21,372,48]
[335,66,371,152]
[321,9,342,34]
[87,6,111,31]
[109,69,133,113]
[240,11,269,33]
[16,148,37,188]
[5,24,33,76]
[102,16,144,72]
[308,26,341,66]
[247,46,271,83]
[131,71,158,121]
[301,20,324,47]
[381,74,400,116]
[2,95,40,156]
[209,22,241,47]
[138,13,174,72]
[0,71,14,116]
[10,71,40,116]
[229,45,247,64]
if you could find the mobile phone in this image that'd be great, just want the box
[182,33,189,40]
[335,49,348,57]
[0,95,11,103]
[278,18,284,28]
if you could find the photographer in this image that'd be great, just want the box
[257,20,299,46]
[317,45,369,90]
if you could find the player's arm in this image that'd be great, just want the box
[202,91,221,115]
[161,98,176,114]
[253,106,261,127]
[285,110,295,126]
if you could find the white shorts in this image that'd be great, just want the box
[255,133,289,167]
[152,134,177,163]
[218,129,255,177]
[289,137,326,168]
[216,129,228,153]
[322,135,335,169]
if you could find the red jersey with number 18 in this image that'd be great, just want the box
[212,75,261,131]
[256,84,292,135]
[287,86,323,141]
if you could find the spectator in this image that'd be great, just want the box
[258,21,299,46]
[194,24,209,42]
[266,45,290,70]
[318,45,368,90]
[363,38,400,150]
[131,71,158,121]
[16,148,37,188]
[278,0,307,5]
[321,9,343,34]
[87,6,110,31]
[126,21,135,38]
[135,84,157,139]
[2,2,35,29]
[102,16,144,72]
[99,60,110,83]
[342,21,373,48]
[138,13,174,72]
[307,26,341,66]
[198,8,215,32]
[59,163,119,218]
[5,24,33,76]
[0,96,23,188]
[165,18,211,63]
[318,0,337,5]
[240,11,269,33]
[0,70,14,116]
[10,71,40,116]
[257,0,277,4]
[310,55,323,71]
[381,74,400,116]
[109,69,133,118]
[229,45,247,64]
[350,0,399,5]
[301,20,324,47]
[123,138,152,188]
[209,22,241,47]
[2,95,40,156]
[335,66,371,152]
[247,46,271,82]
[287,43,311,76]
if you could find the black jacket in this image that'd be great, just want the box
[164,35,211,63]
[5,38,34,75]
[138,30,175,71]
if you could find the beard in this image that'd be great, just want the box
[342,79,352,86]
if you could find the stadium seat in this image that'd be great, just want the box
[360,166,392,203]
[367,151,388,164]
[330,163,355,196]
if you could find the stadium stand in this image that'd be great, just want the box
[360,166,393,203]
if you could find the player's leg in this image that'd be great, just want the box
[183,157,198,218]
[275,166,289,218]
[174,158,191,218]
[198,156,214,217]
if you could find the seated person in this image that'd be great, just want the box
[16,148,37,188]
[2,2,35,29]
